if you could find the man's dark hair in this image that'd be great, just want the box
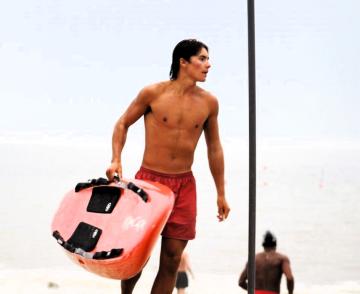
[262,231,277,248]
[169,39,208,80]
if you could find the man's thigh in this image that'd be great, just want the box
[159,238,188,264]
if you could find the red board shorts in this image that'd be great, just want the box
[135,166,197,240]
[255,290,278,294]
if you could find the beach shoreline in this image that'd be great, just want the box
[1,266,360,294]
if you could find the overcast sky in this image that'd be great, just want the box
[0,0,359,140]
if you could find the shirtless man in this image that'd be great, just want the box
[106,39,230,294]
[238,231,294,294]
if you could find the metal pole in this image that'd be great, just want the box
[247,0,256,293]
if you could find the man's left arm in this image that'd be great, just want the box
[282,256,294,294]
[204,96,230,221]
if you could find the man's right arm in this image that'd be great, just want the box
[282,256,294,294]
[106,86,153,180]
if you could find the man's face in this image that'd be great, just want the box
[187,47,211,82]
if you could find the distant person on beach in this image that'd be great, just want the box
[106,39,230,294]
[175,251,194,294]
[238,231,294,294]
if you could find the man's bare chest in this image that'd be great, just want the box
[150,97,209,129]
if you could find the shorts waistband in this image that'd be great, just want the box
[139,166,193,178]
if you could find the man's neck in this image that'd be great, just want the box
[264,247,276,253]
[171,75,197,95]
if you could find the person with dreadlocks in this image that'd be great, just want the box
[238,231,294,294]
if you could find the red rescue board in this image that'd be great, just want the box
[51,178,174,279]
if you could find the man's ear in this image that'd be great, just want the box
[179,57,188,67]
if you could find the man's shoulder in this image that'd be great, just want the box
[196,86,217,100]
[255,252,266,259]
[137,81,169,101]
[196,86,218,112]
[276,252,290,262]
[142,81,169,94]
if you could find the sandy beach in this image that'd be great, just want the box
[1,266,360,294]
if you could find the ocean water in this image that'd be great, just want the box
[0,132,359,293]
